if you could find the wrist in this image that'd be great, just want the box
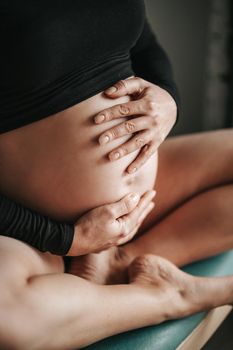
[66,223,83,256]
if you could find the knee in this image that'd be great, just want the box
[0,319,27,350]
[0,289,35,350]
[0,273,44,350]
[0,303,47,350]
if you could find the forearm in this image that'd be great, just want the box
[130,18,181,123]
[0,193,74,255]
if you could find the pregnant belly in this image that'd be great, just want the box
[0,82,158,222]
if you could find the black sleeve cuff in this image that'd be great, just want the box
[0,193,75,256]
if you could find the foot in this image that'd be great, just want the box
[128,254,233,321]
[67,246,132,285]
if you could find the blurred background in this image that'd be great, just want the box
[145,0,233,135]
[144,2,233,348]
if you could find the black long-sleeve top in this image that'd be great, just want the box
[0,0,181,255]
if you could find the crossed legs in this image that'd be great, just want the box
[1,129,233,350]
[123,131,233,266]
[1,236,233,350]
[71,129,233,282]
[123,129,233,266]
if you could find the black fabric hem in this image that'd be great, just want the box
[0,66,135,134]
[62,223,75,256]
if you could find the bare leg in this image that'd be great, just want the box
[123,184,233,266]
[142,129,233,227]
[71,130,233,284]
[1,237,233,350]
[122,130,233,267]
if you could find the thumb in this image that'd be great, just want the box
[108,192,140,219]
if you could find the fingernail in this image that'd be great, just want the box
[151,190,156,197]
[105,86,117,94]
[129,193,139,201]
[95,114,105,124]
[109,151,120,161]
[128,167,137,174]
[99,135,110,145]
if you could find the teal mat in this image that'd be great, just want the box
[84,250,233,350]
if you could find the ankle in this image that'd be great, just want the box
[116,246,133,265]
[106,247,134,284]
[119,244,138,265]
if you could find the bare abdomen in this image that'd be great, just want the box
[0,88,158,222]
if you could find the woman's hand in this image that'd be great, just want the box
[94,77,177,174]
[67,190,156,256]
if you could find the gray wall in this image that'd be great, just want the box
[145,0,211,135]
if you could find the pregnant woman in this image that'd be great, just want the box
[0,1,233,349]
